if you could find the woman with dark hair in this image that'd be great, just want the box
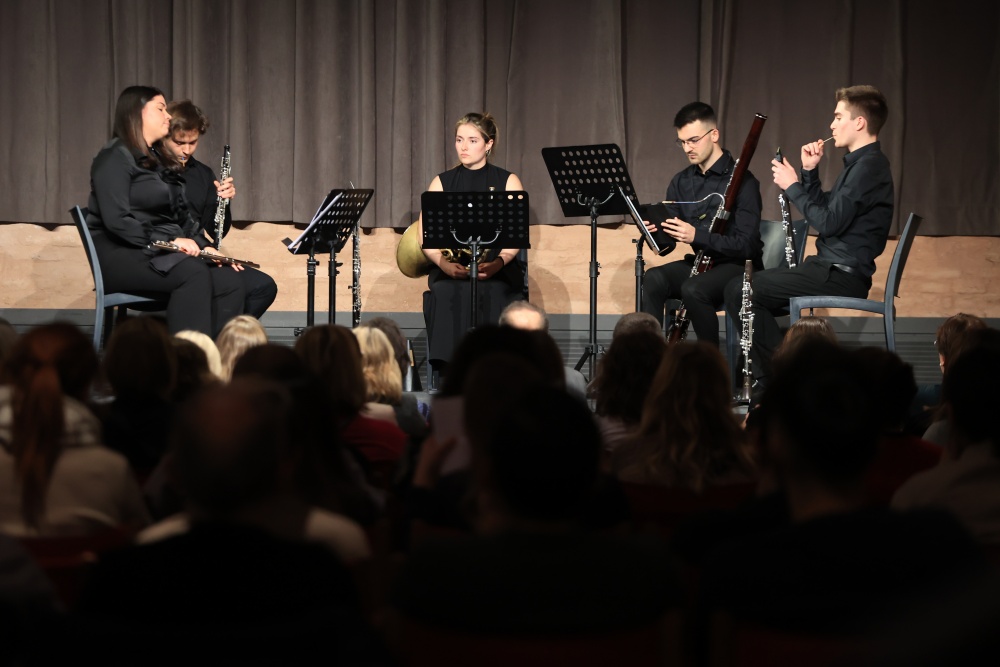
[86,85,245,336]
[417,112,526,379]
[0,323,148,535]
[611,342,755,490]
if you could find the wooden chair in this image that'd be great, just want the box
[71,205,167,350]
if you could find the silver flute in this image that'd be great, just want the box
[735,259,754,405]
[213,145,231,250]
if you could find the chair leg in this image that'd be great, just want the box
[93,307,106,351]
[101,306,116,350]
[885,312,896,352]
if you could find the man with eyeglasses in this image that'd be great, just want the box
[640,102,762,349]
[723,85,894,398]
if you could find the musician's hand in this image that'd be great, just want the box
[476,259,505,280]
[171,238,201,256]
[214,177,236,200]
[772,157,799,190]
[801,139,825,171]
[203,246,244,271]
[642,219,658,233]
[439,258,470,279]
[663,218,696,244]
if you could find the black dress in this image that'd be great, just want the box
[424,163,525,365]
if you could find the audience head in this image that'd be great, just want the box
[623,342,750,490]
[942,328,1000,453]
[171,338,218,403]
[935,313,987,374]
[174,330,223,379]
[612,312,663,339]
[762,339,880,492]
[216,315,268,381]
[353,326,403,405]
[170,379,292,517]
[363,317,410,384]
[592,330,667,424]
[103,316,176,401]
[1,323,99,528]
[852,347,917,432]
[294,324,366,420]
[499,301,548,332]
[772,315,837,370]
[471,379,601,526]
[440,325,564,397]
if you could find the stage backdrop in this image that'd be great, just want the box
[1,0,996,235]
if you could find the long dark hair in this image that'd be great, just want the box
[113,85,165,161]
[1,323,99,529]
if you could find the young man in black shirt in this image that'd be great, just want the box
[724,85,894,389]
[641,102,763,348]
[161,101,278,319]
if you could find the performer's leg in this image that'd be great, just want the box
[209,267,248,337]
[240,267,278,318]
[681,263,743,347]
[641,260,692,327]
[97,239,213,335]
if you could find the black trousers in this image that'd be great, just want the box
[95,233,246,337]
[723,258,870,382]
[240,267,278,319]
[641,258,743,347]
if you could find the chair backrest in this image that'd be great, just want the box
[885,212,922,301]
[70,206,104,299]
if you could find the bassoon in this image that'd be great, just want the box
[667,113,767,344]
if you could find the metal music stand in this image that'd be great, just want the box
[421,190,530,330]
[541,144,636,380]
[284,188,373,334]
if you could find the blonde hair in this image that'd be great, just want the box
[216,315,268,381]
[175,330,224,379]
[354,326,403,405]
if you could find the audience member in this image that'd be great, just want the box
[0,323,149,535]
[498,300,588,402]
[170,338,220,403]
[919,314,989,444]
[770,314,837,371]
[215,314,268,381]
[589,329,667,454]
[611,311,664,339]
[174,329,223,380]
[893,330,1000,543]
[393,382,678,635]
[611,342,755,490]
[354,326,428,440]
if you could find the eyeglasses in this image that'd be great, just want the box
[675,129,715,148]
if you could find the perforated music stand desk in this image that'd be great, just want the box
[421,190,530,330]
[541,144,636,379]
[285,188,373,331]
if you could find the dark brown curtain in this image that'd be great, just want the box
[1,0,996,235]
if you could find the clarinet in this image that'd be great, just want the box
[351,218,361,328]
[667,113,767,344]
[776,147,797,268]
[213,145,231,250]
[735,259,754,405]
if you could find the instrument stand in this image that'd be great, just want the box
[540,144,637,380]
[421,190,530,331]
[633,236,646,312]
[284,188,373,334]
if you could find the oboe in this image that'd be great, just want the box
[735,259,754,405]
[775,147,797,268]
[150,240,260,269]
[351,218,362,328]
[213,145,231,250]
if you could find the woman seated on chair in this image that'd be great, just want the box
[417,112,525,377]
[86,85,245,336]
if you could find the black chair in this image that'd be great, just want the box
[788,212,922,352]
[71,206,168,350]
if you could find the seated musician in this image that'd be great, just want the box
[417,112,525,381]
[724,85,894,392]
[86,86,245,336]
[641,102,763,348]
[160,100,278,319]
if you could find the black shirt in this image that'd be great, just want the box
[183,155,232,245]
[86,138,206,250]
[665,149,763,266]
[785,141,894,280]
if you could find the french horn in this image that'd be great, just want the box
[395,220,492,278]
